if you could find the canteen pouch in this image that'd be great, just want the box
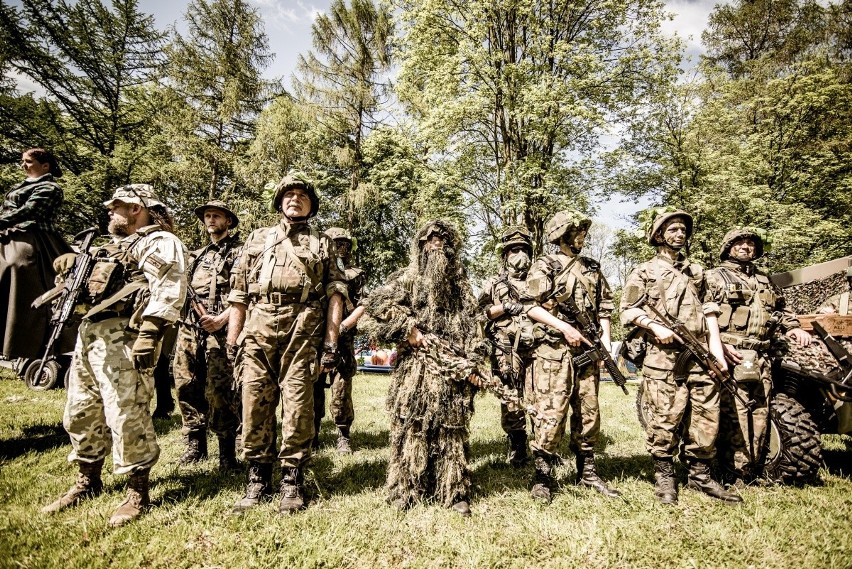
[732,349,760,382]
[86,257,125,304]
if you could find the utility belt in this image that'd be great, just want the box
[720,332,770,351]
[251,291,324,305]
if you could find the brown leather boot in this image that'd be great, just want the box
[654,458,678,505]
[530,452,554,504]
[232,462,273,514]
[576,453,621,498]
[686,460,743,503]
[108,469,150,527]
[41,459,104,514]
[179,430,208,464]
[278,467,306,513]
[218,435,240,471]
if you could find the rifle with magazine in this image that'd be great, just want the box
[29,227,99,386]
[563,294,629,395]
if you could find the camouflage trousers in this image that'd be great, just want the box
[641,365,720,461]
[568,357,601,455]
[490,349,533,434]
[314,335,356,429]
[63,317,160,475]
[173,324,241,438]
[526,341,573,456]
[238,301,323,468]
[718,353,772,478]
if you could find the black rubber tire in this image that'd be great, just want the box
[24,358,62,391]
[636,380,652,429]
[762,392,823,485]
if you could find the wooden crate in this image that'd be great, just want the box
[796,315,852,338]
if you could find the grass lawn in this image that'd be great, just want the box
[1,369,850,569]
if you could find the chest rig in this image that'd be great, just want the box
[188,236,239,313]
[83,232,149,321]
[713,266,778,346]
[543,254,600,323]
[248,225,324,304]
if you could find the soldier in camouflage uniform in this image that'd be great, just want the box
[364,220,480,516]
[620,207,741,504]
[174,200,243,470]
[313,227,366,454]
[228,173,346,514]
[478,226,536,467]
[706,227,811,484]
[524,210,620,502]
[42,184,187,526]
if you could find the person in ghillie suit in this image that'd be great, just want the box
[363,219,480,516]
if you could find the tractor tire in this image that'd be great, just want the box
[636,380,652,429]
[24,358,62,391]
[762,392,822,485]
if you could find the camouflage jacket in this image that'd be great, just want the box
[187,232,242,314]
[478,272,536,349]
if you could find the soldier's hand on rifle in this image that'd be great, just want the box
[52,252,77,276]
[648,322,676,344]
[407,326,427,348]
[502,301,523,317]
[559,323,591,348]
[226,343,239,364]
[786,327,812,347]
[320,343,340,371]
[199,312,228,334]
[132,317,164,370]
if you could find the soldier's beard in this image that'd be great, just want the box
[108,217,131,237]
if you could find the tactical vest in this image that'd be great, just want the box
[712,265,778,346]
[248,225,325,303]
[487,274,535,350]
[83,231,150,322]
[542,254,601,323]
[188,235,240,313]
[645,256,707,338]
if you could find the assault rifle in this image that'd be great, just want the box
[415,327,557,426]
[30,227,99,387]
[563,294,629,395]
[184,284,211,375]
[810,321,852,401]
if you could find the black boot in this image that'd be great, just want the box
[653,458,678,505]
[530,452,554,504]
[336,427,352,454]
[506,431,529,468]
[232,462,273,514]
[179,430,208,464]
[576,453,621,498]
[218,435,240,472]
[687,460,743,503]
[279,467,307,513]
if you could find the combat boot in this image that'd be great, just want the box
[232,462,273,514]
[686,460,743,503]
[530,452,554,504]
[576,453,621,498]
[179,430,208,464]
[41,459,104,514]
[506,431,529,468]
[336,427,352,455]
[108,469,150,527]
[217,435,240,472]
[278,467,307,513]
[653,458,678,505]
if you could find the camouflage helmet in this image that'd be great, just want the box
[643,206,693,246]
[545,210,592,244]
[325,227,352,242]
[272,171,319,217]
[193,200,239,228]
[496,225,533,257]
[719,227,769,260]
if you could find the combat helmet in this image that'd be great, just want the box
[719,227,769,260]
[416,219,459,249]
[497,225,533,257]
[545,210,592,244]
[194,200,239,228]
[272,171,319,217]
[325,226,357,253]
[643,206,693,246]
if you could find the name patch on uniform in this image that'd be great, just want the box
[145,253,172,279]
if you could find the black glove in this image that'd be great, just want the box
[502,301,523,316]
[132,317,165,370]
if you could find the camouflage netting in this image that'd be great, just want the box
[781,271,848,314]
[775,336,852,377]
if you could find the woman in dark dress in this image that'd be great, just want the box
[0,148,71,359]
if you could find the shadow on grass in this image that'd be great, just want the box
[823,440,852,479]
[311,455,390,497]
[0,422,68,460]
[153,414,182,436]
[151,465,247,505]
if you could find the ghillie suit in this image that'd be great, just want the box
[364,220,480,509]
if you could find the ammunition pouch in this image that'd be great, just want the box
[622,327,647,367]
[86,256,125,305]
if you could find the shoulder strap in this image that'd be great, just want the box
[255,227,280,295]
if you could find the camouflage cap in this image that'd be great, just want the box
[194,200,239,228]
[103,184,164,209]
[642,206,693,246]
[272,171,319,217]
[719,226,770,260]
[545,210,592,244]
[496,225,533,256]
